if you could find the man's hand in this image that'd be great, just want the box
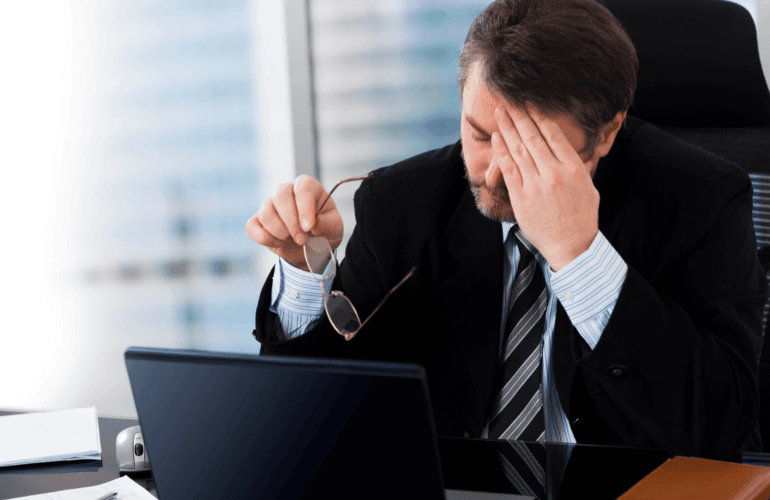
[245,174,343,271]
[492,102,599,272]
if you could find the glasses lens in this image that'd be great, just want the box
[325,293,361,335]
[304,236,335,282]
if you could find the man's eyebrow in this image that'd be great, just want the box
[465,115,491,136]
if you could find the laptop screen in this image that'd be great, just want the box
[125,347,446,500]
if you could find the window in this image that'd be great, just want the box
[1,0,293,418]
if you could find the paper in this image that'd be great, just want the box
[0,407,102,468]
[8,475,156,499]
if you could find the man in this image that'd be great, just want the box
[246,0,768,460]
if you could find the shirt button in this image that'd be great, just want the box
[563,292,574,302]
[288,289,299,299]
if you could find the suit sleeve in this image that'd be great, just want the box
[573,170,769,459]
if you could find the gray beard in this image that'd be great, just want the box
[461,150,517,224]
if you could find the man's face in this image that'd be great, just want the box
[460,65,603,224]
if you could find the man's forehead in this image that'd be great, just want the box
[465,64,521,109]
[463,63,572,121]
[463,89,513,128]
[462,87,568,128]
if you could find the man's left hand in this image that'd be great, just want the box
[493,102,599,272]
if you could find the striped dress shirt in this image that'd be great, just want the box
[269,222,629,444]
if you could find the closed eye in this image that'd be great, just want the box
[474,134,491,143]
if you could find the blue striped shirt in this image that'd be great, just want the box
[269,224,628,444]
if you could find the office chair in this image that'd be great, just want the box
[596,0,770,451]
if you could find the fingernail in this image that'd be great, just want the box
[303,219,312,231]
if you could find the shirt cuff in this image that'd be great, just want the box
[270,254,334,315]
[548,230,628,328]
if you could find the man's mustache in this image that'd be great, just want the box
[467,176,511,203]
[461,148,511,204]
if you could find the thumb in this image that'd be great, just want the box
[309,215,324,236]
[300,215,316,233]
[311,213,343,246]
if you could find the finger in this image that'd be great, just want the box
[525,103,581,166]
[495,106,539,179]
[484,144,505,191]
[258,198,293,244]
[245,210,283,248]
[506,104,558,175]
[492,131,522,191]
[293,175,326,232]
[273,183,308,246]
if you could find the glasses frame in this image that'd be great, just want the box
[304,174,416,341]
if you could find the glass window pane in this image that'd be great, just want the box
[0,0,292,418]
[309,0,494,261]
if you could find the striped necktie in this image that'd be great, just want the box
[494,440,573,500]
[488,226,547,442]
[495,440,547,499]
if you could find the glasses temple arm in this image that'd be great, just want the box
[315,173,376,216]
[358,266,417,331]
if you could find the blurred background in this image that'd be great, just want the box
[0,0,764,419]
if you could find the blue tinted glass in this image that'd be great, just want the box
[79,0,273,362]
[309,0,493,260]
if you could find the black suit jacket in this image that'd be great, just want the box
[253,115,769,460]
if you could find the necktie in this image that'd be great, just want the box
[494,440,573,500]
[495,440,547,499]
[488,226,547,442]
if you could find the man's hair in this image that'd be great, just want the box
[458,0,639,156]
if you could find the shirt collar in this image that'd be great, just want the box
[502,221,516,242]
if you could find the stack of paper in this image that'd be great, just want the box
[10,475,156,499]
[0,407,102,468]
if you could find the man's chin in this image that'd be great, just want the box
[469,186,516,223]
[478,205,517,223]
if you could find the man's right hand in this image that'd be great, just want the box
[246,174,343,272]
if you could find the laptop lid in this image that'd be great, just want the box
[125,347,446,500]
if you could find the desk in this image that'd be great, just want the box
[0,412,156,499]
[1,410,769,499]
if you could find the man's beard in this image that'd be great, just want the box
[461,152,517,224]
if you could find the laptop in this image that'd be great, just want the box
[124,346,447,500]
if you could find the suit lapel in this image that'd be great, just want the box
[434,182,504,429]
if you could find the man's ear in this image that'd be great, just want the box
[604,111,627,140]
[592,111,627,160]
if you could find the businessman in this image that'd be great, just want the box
[246,0,768,460]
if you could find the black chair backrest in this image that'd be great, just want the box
[598,0,770,451]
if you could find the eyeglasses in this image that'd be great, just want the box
[304,174,416,341]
